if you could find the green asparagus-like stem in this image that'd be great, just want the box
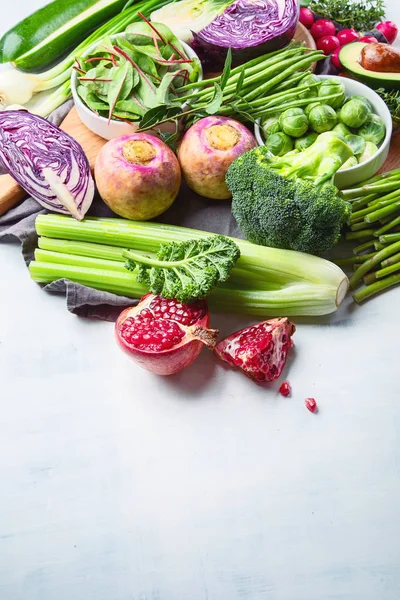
[341,180,400,200]
[350,241,400,288]
[365,201,400,224]
[349,221,374,232]
[353,273,400,303]
[374,241,386,251]
[364,261,400,285]
[374,215,400,237]
[381,251,400,267]
[351,193,379,211]
[334,253,375,266]
[379,233,400,244]
[349,190,400,223]
[346,230,376,241]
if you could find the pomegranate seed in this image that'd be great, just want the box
[214,318,295,382]
[305,397,318,413]
[279,381,291,397]
[115,294,219,376]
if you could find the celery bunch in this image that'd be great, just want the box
[29,215,349,317]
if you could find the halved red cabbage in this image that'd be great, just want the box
[0,110,94,220]
[192,0,299,67]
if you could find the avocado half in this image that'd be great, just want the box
[339,42,400,90]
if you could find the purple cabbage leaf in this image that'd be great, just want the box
[0,110,94,220]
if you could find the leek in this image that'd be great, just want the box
[29,215,349,317]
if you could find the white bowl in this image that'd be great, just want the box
[254,75,392,189]
[71,34,202,140]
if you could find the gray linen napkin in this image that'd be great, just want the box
[0,102,243,320]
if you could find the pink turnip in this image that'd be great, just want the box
[115,293,219,375]
[177,116,257,200]
[95,133,181,220]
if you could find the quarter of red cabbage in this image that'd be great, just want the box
[192,0,299,67]
[0,110,94,220]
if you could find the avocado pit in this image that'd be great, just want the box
[360,43,400,73]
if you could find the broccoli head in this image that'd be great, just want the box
[226,134,353,255]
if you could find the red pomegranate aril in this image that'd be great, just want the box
[305,397,318,413]
[279,381,291,397]
[116,293,219,375]
[214,318,295,383]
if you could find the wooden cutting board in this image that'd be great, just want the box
[0,107,107,216]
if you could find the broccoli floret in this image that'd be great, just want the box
[226,134,353,255]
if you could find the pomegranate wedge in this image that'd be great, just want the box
[214,318,295,382]
[115,293,218,375]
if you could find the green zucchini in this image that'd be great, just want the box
[0,0,128,72]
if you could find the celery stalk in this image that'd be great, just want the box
[35,215,348,290]
[37,236,281,289]
[31,215,349,316]
[34,249,128,272]
[29,260,343,316]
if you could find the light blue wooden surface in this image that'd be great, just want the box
[1,3,400,597]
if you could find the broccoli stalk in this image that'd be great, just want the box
[226,133,353,255]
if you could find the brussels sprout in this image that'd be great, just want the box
[332,122,352,138]
[304,102,321,117]
[339,156,358,171]
[309,104,337,133]
[346,95,373,111]
[298,74,319,99]
[265,132,294,156]
[318,78,346,109]
[262,115,281,137]
[358,141,379,163]
[339,98,371,128]
[345,134,366,156]
[279,107,308,138]
[294,132,318,151]
[358,114,386,145]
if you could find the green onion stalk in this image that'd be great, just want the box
[29,215,349,317]
[0,0,172,116]
[338,168,400,303]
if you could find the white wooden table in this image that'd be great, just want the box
[1,3,400,598]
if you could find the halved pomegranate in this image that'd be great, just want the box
[214,318,295,382]
[115,293,219,375]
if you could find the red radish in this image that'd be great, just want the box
[310,19,336,40]
[115,294,218,375]
[376,21,398,44]
[305,397,318,413]
[177,116,257,200]
[95,134,181,220]
[279,381,291,397]
[359,35,379,43]
[336,28,359,45]
[299,7,315,29]
[317,35,340,55]
[214,318,295,382]
[331,46,343,69]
